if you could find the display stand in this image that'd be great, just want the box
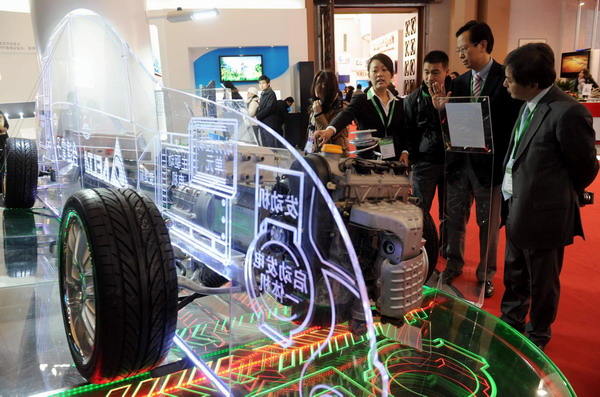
[437,96,495,307]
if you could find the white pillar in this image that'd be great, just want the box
[576,2,584,50]
[28,0,152,73]
[593,0,600,48]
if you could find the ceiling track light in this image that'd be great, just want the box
[166,7,220,23]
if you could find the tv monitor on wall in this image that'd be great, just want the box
[560,50,590,78]
[219,55,263,83]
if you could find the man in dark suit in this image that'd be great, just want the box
[500,43,598,350]
[256,74,279,147]
[275,96,294,134]
[441,21,522,298]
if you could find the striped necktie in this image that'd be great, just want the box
[473,73,482,97]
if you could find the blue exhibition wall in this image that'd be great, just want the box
[193,46,289,89]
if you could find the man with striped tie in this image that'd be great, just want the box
[439,20,522,298]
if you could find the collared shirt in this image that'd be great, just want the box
[511,86,551,154]
[503,85,553,200]
[327,88,399,134]
[522,85,552,116]
[472,57,494,84]
[366,88,399,118]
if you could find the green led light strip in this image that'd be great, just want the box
[51,371,151,396]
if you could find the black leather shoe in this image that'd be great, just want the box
[483,281,494,298]
[528,338,548,352]
[442,269,462,283]
[535,343,546,352]
[500,315,526,333]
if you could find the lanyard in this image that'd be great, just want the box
[370,94,396,136]
[511,105,537,157]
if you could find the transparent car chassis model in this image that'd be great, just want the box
[2,10,575,397]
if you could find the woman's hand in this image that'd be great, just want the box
[429,81,451,110]
[0,127,7,133]
[312,99,323,115]
[312,128,334,147]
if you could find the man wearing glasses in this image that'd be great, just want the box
[438,20,522,298]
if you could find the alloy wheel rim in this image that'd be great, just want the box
[62,212,96,365]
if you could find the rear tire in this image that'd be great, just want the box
[3,209,37,277]
[3,138,38,209]
[59,188,178,384]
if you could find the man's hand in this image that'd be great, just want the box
[400,152,409,166]
[313,128,334,147]
[429,81,451,110]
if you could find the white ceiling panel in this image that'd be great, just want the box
[0,0,305,13]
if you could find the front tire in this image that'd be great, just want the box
[59,188,178,384]
[3,138,38,208]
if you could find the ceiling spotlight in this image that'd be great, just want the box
[166,7,219,23]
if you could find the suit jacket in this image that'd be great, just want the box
[503,85,599,249]
[274,99,289,133]
[329,89,409,160]
[449,60,523,187]
[256,87,278,131]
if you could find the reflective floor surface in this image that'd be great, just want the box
[0,206,86,396]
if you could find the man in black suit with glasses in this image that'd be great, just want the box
[433,20,522,298]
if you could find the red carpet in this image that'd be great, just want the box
[430,165,600,396]
[346,126,598,395]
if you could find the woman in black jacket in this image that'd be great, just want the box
[313,53,409,164]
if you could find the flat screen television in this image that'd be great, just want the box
[356,79,370,89]
[219,55,263,83]
[560,50,590,78]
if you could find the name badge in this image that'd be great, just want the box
[502,159,514,199]
[379,137,396,159]
[304,136,314,153]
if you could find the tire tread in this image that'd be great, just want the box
[3,138,38,208]
[59,188,177,383]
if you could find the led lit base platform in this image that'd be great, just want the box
[51,289,574,397]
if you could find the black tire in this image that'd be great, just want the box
[3,138,38,208]
[3,209,37,277]
[422,210,439,281]
[59,188,178,384]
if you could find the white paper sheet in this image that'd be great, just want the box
[446,102,487,148]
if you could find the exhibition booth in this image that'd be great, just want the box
[0,0,597,396]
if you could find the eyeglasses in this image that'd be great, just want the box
[455,42,480,55]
